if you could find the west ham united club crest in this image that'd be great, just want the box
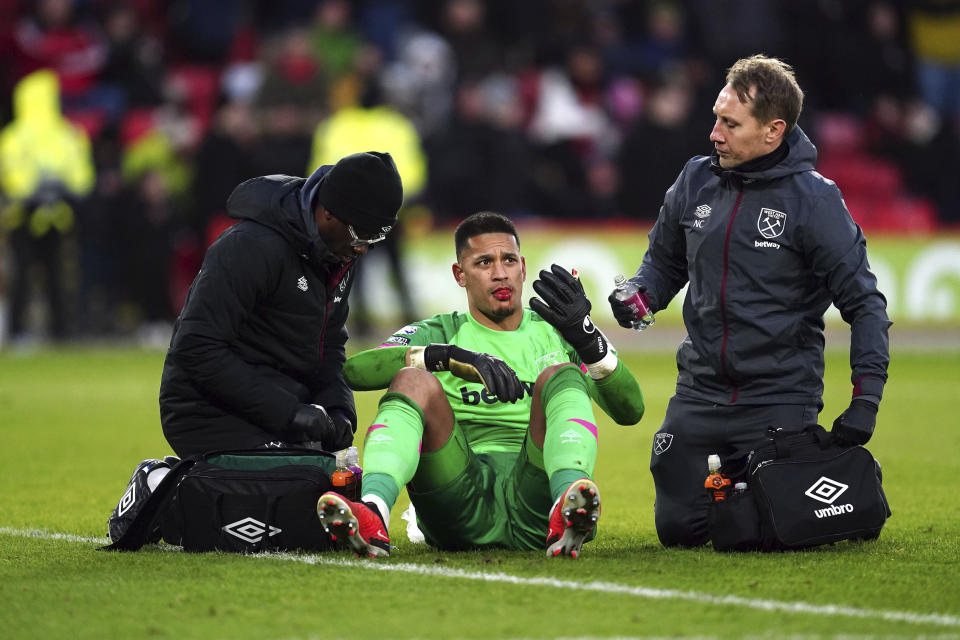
[757,208,787,239]
[653,433,674,455]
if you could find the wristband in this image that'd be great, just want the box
[408,346,427,370]
[584,350,619,380]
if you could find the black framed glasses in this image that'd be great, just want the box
[344,222,389,247]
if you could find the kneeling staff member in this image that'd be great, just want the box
[106,151,403,543]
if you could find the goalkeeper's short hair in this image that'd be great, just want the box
[454,211,519,259]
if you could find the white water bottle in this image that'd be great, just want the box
[345,445,362,479]
[707,454,721,475]
[613,274,655,331]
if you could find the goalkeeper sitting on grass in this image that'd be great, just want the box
[317,211,645,558]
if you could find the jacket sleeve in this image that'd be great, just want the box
[168,230,303,432]
[309,284,356,426]
[801,188,891,401]
[633,166,690,311]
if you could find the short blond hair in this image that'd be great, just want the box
[726,55,804,131]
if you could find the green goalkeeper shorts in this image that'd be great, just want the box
[406,420,552,551]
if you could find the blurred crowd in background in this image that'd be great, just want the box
[1,0,960,346]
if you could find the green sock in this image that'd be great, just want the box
[548,468,592,502]
[361,391,425,510]
[361,473,400,514]
[541,365,598,501]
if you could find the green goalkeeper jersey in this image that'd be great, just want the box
[345,309,644,454]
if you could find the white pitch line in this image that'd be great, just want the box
[1,527,109,546]
[3,526,959,629]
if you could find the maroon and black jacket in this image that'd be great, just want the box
[633,126,890,409]
[160,170,357,456]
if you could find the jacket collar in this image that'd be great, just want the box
[708,126,817,184]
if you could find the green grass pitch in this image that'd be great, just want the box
[1,343,958,639]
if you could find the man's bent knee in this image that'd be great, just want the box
[534,362,581,396]
[390,367,445,405]
[654,501,709,547]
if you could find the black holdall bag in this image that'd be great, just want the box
[709,425,891,551]
[160,448,338,553]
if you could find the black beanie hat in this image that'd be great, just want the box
[310,151,403,235]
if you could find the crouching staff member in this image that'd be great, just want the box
[609,55,891,547]
[106,151,402,542]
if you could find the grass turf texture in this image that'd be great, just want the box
[1,345,958,639]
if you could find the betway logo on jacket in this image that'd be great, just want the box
[459,382,534,405]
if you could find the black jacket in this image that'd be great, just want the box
[635,127,890,408]
[159,171,357,455]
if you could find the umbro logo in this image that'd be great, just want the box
[117,484,136,516]
[297,276,308,291]
[222,517,282,544]
[804,476,848,504]
[367,432,394,445]
[806,477,854,519]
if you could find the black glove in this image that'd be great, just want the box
[327,411,356,451]
[530,264,609,364]
[831,398,878,446]
[289,404,354,448]
[607,283,649,329]
[423,343,524,403]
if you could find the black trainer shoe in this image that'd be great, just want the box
[106,459,170,543]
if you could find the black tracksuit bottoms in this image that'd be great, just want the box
[650,394,820,547]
